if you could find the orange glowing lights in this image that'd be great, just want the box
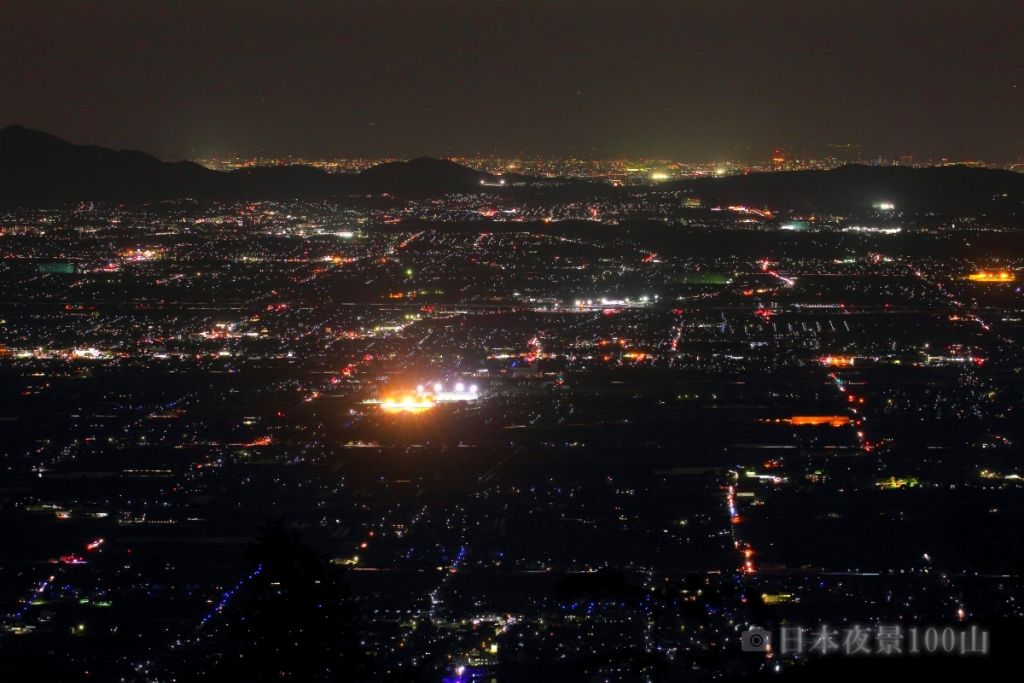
[786,415,851,427]
[380,396,435,414]
[967,271,1015,283]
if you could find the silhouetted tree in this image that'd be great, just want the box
[191,520,363,681]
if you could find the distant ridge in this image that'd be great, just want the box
[0,125,501,205]
[358,156,491,191]
[671,164,1024,214]
[1,125,1023,214]
[0,124,217,203]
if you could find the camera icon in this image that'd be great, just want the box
[741,628,771,652]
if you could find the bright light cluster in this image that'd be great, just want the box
[967,271,1015,283]
[426,381,480,403]
[378,381,481,413]
[380,396,436,414]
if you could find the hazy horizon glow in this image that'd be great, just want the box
[2,1,1022,162]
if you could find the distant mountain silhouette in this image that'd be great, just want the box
[0,125,500,204]
[0,124,218,203]
[2,125,1023,214]
[670,164,1024,214]
[356,156,491,193]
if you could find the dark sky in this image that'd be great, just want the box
[2,0,1022,161]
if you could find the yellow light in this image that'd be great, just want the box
[967,271,1015,283]
[380,395,435,414]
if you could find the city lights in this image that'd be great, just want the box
[3,7,1022,675]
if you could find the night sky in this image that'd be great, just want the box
[2,0,1022,161]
